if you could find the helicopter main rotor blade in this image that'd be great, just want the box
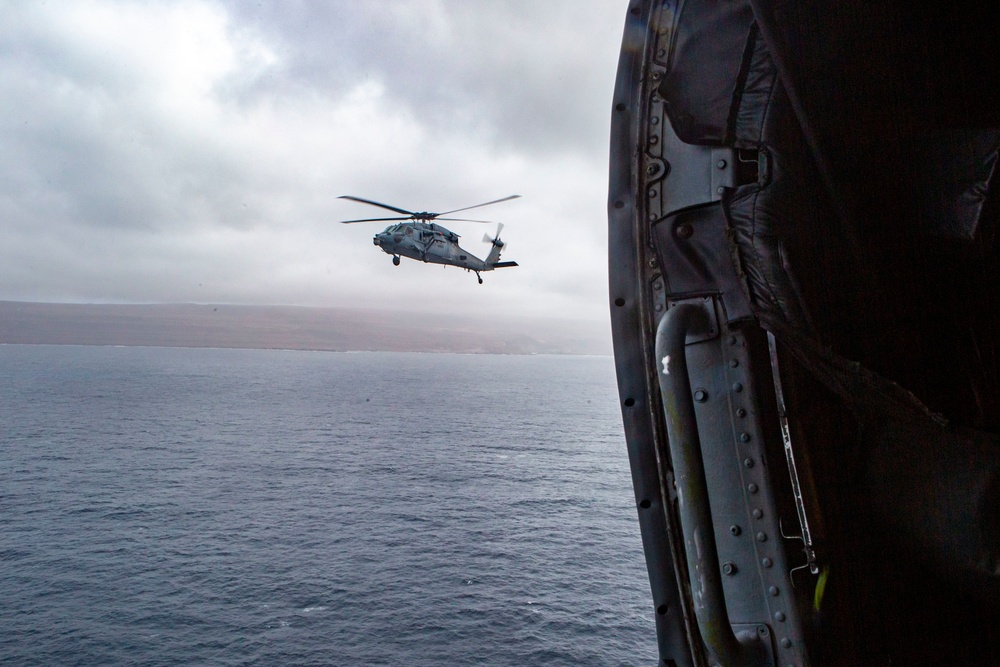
[438,194,521,216]
[338,196,415,216]
[339,216,411,224]
[435,217,495,223]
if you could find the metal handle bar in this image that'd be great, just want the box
[656,303,767,667]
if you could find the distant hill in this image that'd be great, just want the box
[0,301,611,355]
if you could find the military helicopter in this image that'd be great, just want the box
[338,195,519,283]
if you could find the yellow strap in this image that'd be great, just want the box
[813,565,830,612]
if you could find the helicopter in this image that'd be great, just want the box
[338,195,519,284]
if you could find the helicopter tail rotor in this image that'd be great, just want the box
[484,223,516,269]
[483,223,505,247]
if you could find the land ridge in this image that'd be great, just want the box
[0,301,611,356]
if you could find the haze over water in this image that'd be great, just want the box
[1,345,656,666]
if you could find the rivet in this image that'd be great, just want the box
[648,188,657,198]
[657,49,666,57]
[717,186,725,194]
[729,359,739,368]
[757,532,768,543]
[737,408,747,417]
[655,303,663,312]
[653,281,663,290]
[769,585,779,596]
[675,223,693,239]
[744,458,754,468]
[740,432,751,442]
[717,159,727,169]
[732,382,743,393]
[651,71,661,80]
[730,525,742,536]
[650,135,659,145]
[722,562,737,576]
[761,557,773,568]
[775,611,786,622]
[748,483,758,494]
[651,116,660,125]
[753,509,763,519]
[694,389,708,403]
[649,212,657,221]
[781,638,792,649]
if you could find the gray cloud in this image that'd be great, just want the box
[0,0,628,324]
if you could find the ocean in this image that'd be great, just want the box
[0,345,657,666]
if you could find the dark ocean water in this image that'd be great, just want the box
[0,345,657,666]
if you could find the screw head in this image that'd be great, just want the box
[693,389,708,402]
[722,562,737,575]
[730,525,742,536]
[674,223,693,239]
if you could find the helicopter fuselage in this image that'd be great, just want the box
[374,221,493,272]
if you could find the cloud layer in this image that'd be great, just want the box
[0,0,628,323]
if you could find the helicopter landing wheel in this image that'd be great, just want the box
[392,255,400,266]
[477,274,483,284]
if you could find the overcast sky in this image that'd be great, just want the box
[0,1,628,325]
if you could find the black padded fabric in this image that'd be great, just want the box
[657,0,754,145]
